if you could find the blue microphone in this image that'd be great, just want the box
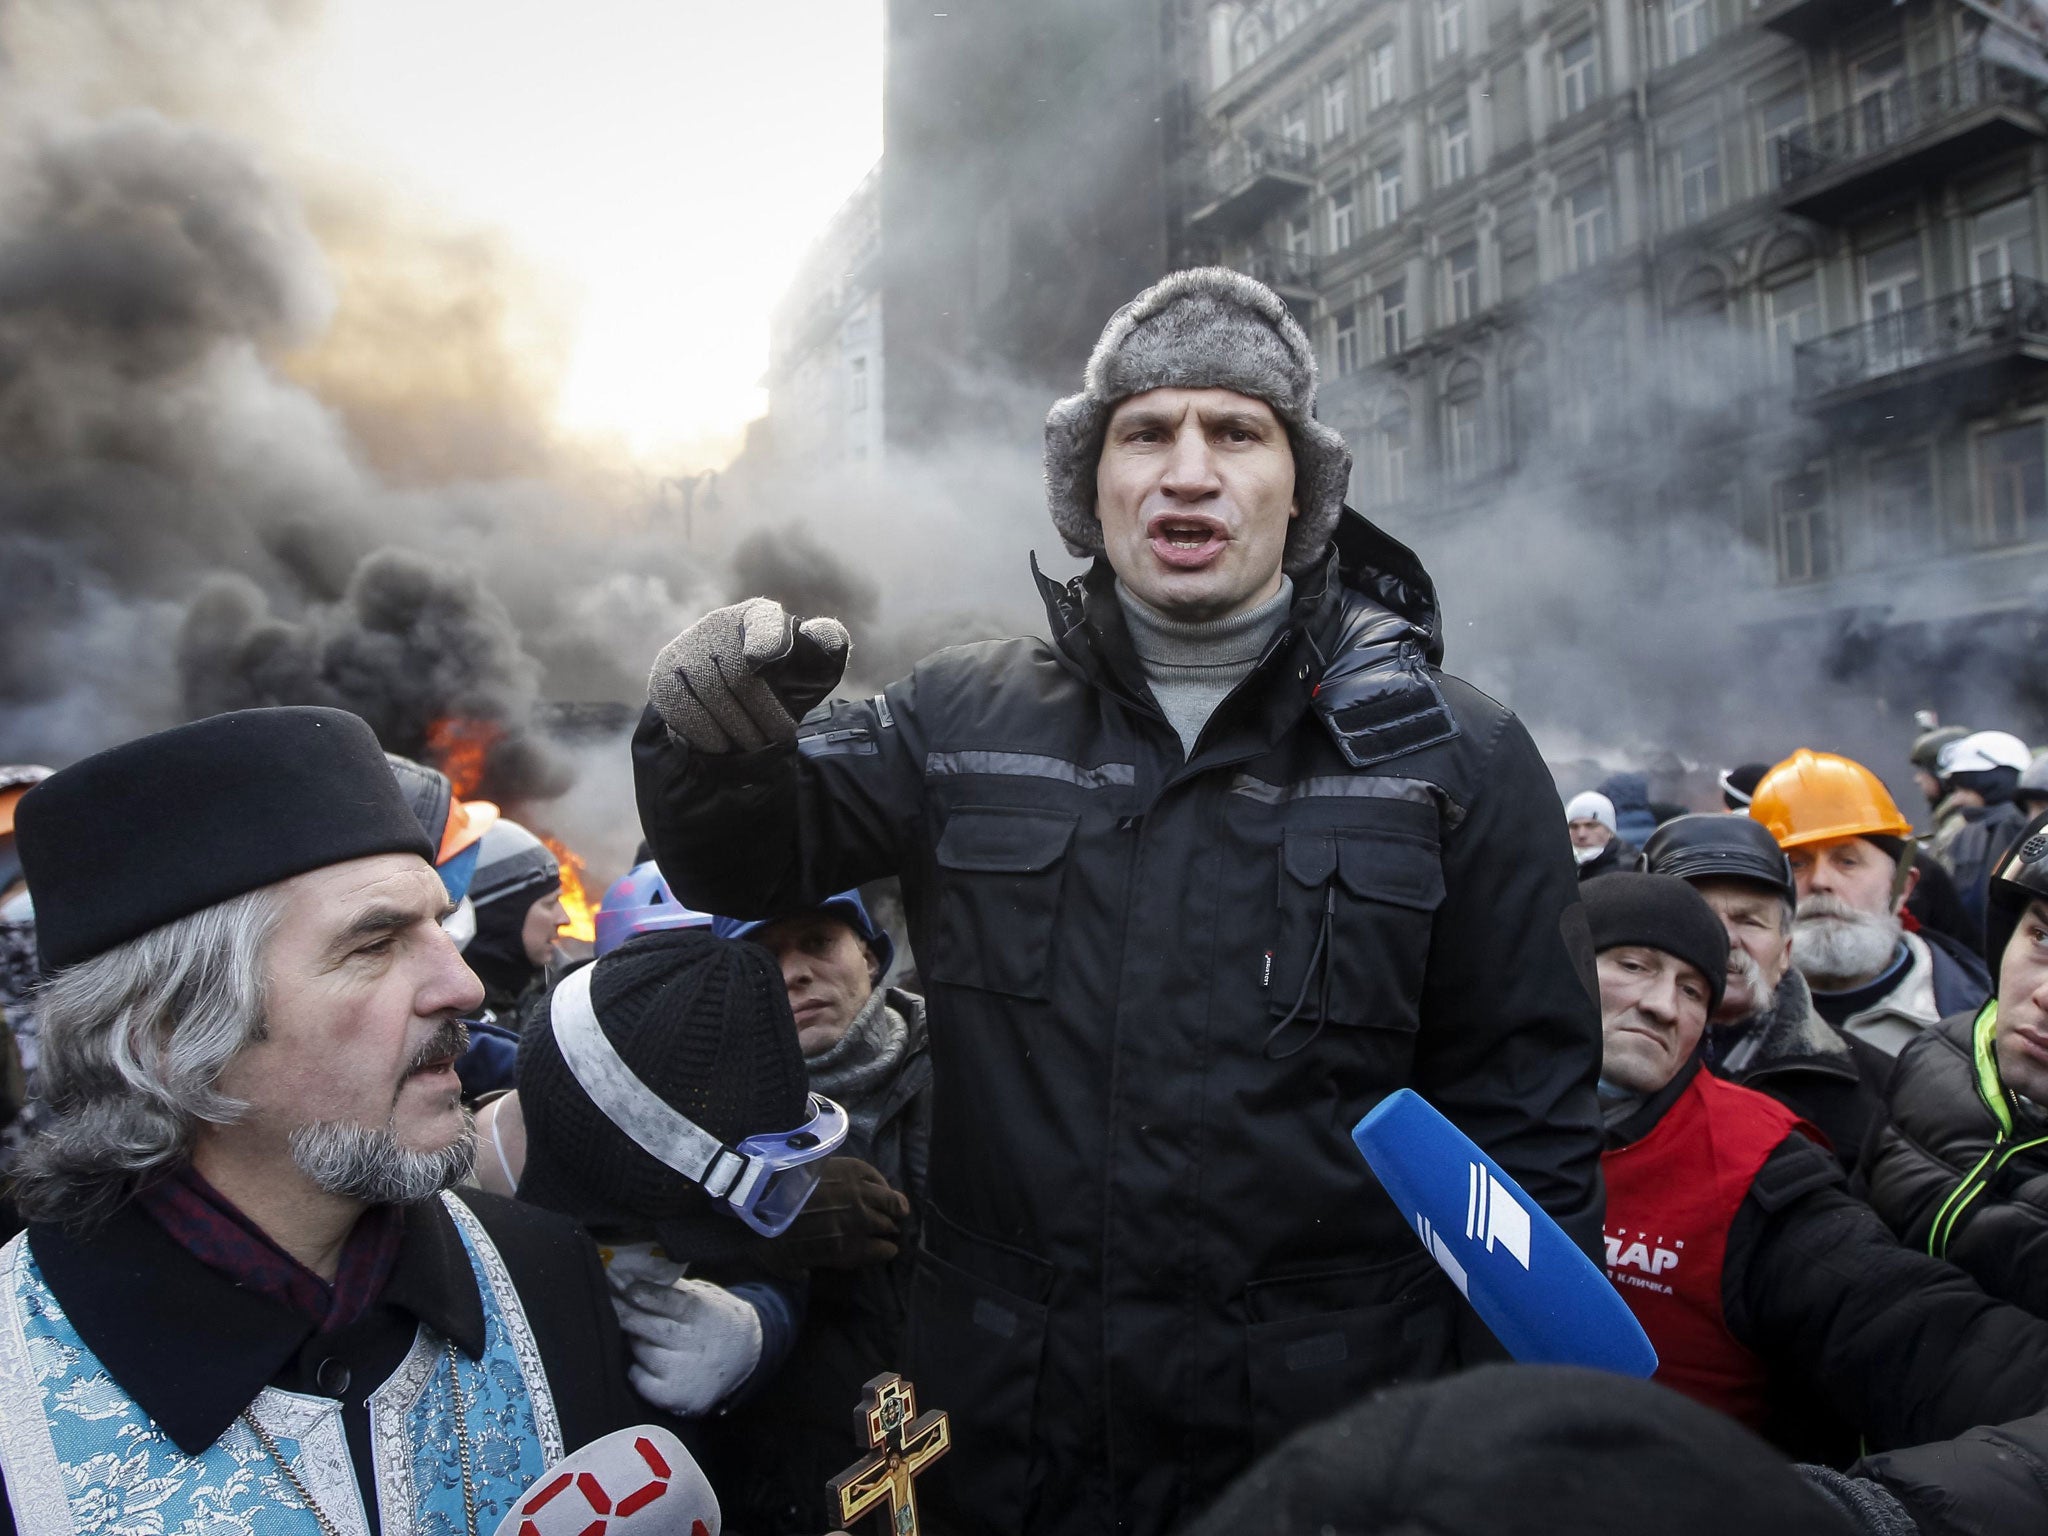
[1352,1088,1656,1378]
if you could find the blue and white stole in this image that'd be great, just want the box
[0,1191,564,1535]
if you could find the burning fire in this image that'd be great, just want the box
[425,717,503,801]
[541,834,597,944]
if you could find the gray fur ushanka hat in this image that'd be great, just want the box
[1043,267,1352,578]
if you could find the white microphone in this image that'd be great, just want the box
[490,1426,719,1536]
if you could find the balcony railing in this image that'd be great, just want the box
[1238,248,1316,292]
[1793,275,2048,398]
[1203,136,1314,199]
[1777,54,2036,188]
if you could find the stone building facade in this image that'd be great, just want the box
[1177,0,2048,655]
[764,163,885,476]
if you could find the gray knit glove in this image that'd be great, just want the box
[648,597,850,754]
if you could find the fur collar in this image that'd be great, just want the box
[1711,968,1851,1072]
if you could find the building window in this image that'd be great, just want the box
[1328,183,1359,250]
[1273,0,1309,37]
[1439,110,1472,185]
[1564,183,1612,271]
[1667,0,1712,63]
[1505,343,1549,462]
[1765,272,1820,380]
[1773,471,1831,583]
[848,356,869,412]
[1443,241,1479,322]
[1378,278,1409,355]
[1235,13,1271,72]
[1376,396,1411,504]
[1323,76,1351,140]
[1558,34,1599,119]
[1435,0,1466,58]
[1285,214,1314,258]
[1971,197,2039,292]
[1975,422,2047,548]
[1444,364,1484,483]
[1868,448,1936,561]
[1367,41,1396,109]
[1281,104,1311,150]
[1501,237,1538,300]
[1673,127,1721,225]
[1374,161,1404,225]
[1333,306,1361,376]
[1758,90,1807,189]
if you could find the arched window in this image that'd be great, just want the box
[1234,11,1272,70]
[1442,359,1485,483]
[1504,339,1549,464]
[1374,391,1412,505]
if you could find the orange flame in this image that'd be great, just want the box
[424,717,502,801]
[540,834,597,944]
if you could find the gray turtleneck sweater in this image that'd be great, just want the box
[1117,577,1294,757]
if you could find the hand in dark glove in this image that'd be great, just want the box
[648,597,851,753]
[752,1157,911,1279]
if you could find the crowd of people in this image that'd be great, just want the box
[2,266,2046,1536]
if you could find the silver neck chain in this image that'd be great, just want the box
[240,1338,477,1536]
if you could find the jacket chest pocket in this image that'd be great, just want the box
[1268,829,1444,1045]
[927,807,1078,1001]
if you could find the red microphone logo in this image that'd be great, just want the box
[512,1434,678,1536]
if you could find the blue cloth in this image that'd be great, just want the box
[725,1276,807,1405]
[456,1016,521,1101]
[0,1193,561,1535]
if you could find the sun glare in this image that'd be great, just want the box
[303,0,884,463]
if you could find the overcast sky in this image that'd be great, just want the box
[303,0,885,460]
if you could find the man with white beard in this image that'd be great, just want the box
[1645,813,1886,1167]
[0,709,644,1536]
[1751,751,1990,1060]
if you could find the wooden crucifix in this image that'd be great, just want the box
[828,1372,952,1536]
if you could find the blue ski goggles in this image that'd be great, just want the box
[549,964,848,1236]
[707,1094,850,1237]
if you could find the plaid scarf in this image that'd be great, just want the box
[134,1164,402,1332]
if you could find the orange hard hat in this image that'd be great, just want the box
[439,799,500,865]
[1749,749,1914,851]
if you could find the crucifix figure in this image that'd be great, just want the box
[828,1372,952,1536]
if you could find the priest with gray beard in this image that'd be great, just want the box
[0,708,643,1536]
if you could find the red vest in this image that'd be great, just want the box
[1601,1069,1807,1428]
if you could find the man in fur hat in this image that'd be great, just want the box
[0,708,644,1536]
[633,269,1601,1536]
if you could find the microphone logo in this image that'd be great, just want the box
[1465,1161,1532,1270]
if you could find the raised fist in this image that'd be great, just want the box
[648,597,850,754]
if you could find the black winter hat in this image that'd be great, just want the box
[1180,1364,1855,1536]
[1645,814,1796,905]
[17,708,431,973]
[1582,872,1731,1013]
[517,928,811,1259]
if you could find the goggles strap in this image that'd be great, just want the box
[549,964,747,1193]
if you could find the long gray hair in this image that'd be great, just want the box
[9,887,280,1226]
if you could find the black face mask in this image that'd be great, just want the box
[464,881,555,1004]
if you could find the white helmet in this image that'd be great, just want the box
[1936,730,2033,777]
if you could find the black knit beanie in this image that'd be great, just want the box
[1581,872,1731,1013]
[1181,1364,1855,1536]
[516,928,810,1260]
